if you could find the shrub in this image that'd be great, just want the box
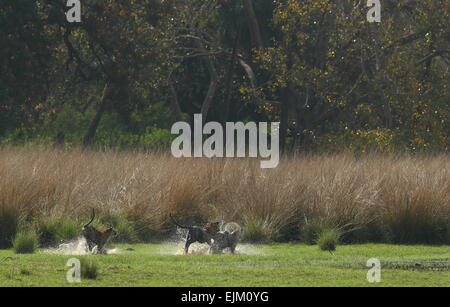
[35,215,80,247]
[318,229,341,252]
[301,219,330,245]
[99,212,139,244]
[0,204,20,249]
[273,219,301,243]
[112,219,139,244]
[80,257,99,280]
[133,219,160,242]
[13,231,38,254]
[384,212,449,245]
[242,219,272,243]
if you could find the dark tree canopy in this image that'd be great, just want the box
[0,0,448,152]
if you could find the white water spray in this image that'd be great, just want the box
[43,237,120,255]
[159,222,265,255]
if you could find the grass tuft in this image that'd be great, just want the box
[80,257,99,280]
[34,215,80,247]
[301,219,330,245]
[100,211,139,244]
[242,219,273,243]
[318,229,341,252]
[13,231,38,254]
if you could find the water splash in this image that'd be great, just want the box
[158,242,265,255]
[43,237,120,255]
[158,222,264,255]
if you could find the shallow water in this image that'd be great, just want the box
[159,224,264,255]
[158,242,266,255]
[42,222,260,256]
[43,237,120,256]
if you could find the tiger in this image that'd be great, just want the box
[170,215,220,254]
[211,222,241,254]
[211,231,239,254]
[82,209,117,254]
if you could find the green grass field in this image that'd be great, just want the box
[0,244,448,287]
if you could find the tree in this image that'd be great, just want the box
[0,0,54,136]
[256,0,449,152]
[38,0,175,145]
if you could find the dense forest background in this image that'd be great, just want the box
[1,0,449,152]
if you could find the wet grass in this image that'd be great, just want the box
[0,244,448,287]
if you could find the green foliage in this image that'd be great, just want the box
[242,219,272,243]
[114,221,139,244]
[0,0,448,152]
[100,212,139,244]
[34,215,80,247]
[0,0,54,137]
[301,219,330,245]
[258,0,449,152]
[302,218,341,251]
[317,229,341,252]
[0,204,20,249]
[79,257,99,280]
[13,231,38,254]
[384,210,450,245]
[3,105,175,150]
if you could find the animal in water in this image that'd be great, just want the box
[211,231,240,254]
[170,215,220,254]
[82,209,117,254]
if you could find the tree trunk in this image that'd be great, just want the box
[191,29,219,124]
[243,0,264,49]
[167,74,184,122]
[293,107,303,152]
[221,25,242,125]
[83,82,112,147]
[279,88,290,154]
[201,75,218,125]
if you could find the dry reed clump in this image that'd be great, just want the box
[0,147,448,245]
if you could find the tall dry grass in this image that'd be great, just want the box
[0,147,448,245]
